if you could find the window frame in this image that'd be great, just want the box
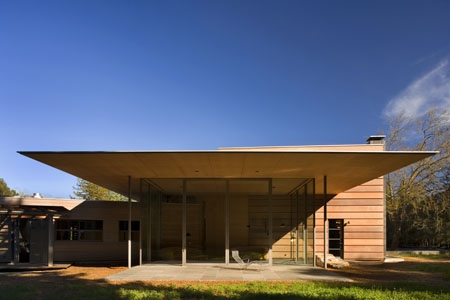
[55,220,103,242]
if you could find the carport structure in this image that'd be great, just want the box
[19,138,436,268]
[0,196,84,266]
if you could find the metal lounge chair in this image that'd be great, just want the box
[231,250,251,269]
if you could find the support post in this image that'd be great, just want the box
[182,179,187,266]
[47,214,54,266]
[13,219,19,264]
[313,178,316,267]
[268,179,273,266]
[295,190,299,263]
[323,176,328,269]
[128,176,132,269]
[139,219,142,266]
[304,184,308,265]
[139,180,142,266]
[225,180,230,265]
[147,182,152,262]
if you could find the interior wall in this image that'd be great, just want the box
[229,195,248,248]
[203,194,224,255]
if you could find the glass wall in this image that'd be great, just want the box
[230,179,270,263]
[186,179,225,262]
[141,179,184,263]
[271,179,315,265]
[140,177,315,265]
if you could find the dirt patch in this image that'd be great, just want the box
[330,256,450,286]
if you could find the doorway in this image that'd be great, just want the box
[329,219,344,258]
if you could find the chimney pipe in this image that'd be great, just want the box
[366,135,386,145]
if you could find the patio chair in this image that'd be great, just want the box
[231,250,251,269]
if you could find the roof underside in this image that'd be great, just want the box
[19,150,436,200]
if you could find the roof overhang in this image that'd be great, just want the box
[18,149,437,200]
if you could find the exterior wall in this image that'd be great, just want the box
[54,201,141,263]
[265,142,386,261]
[315,177,385,261]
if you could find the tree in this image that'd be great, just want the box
[72,178,127,201]
[385,108,450,249]
[0,178,18,196]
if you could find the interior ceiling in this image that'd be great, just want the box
[19,150,436,200]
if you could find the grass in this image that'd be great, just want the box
[1,253,449,300]
[396,252,450,280]
[2,280,449,300]
[398,252,450,260]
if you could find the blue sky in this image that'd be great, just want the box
[1,0,450,197]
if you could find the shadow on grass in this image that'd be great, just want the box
[0,265,449,300]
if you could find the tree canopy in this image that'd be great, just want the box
[72,178,127,201]
[385,108,450,249]
[0,178,18,196]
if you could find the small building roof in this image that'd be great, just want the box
[0,196,85,216]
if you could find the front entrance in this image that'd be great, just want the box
[329,219,344,258]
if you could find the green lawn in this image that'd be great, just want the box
[1,253,449,300]
[2,280,449,300]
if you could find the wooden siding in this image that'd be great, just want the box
[315,177,385,261]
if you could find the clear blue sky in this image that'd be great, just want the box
[1,0,450,197]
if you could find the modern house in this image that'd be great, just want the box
[0,136,436,268]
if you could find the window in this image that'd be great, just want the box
[55,220,103,241]
[119,220,140,241]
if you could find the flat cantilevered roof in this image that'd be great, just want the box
[19,146,437,200]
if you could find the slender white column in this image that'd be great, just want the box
[225,180,230,265]
[268,179,273,266]
[139,180,142,266]
[47,215,54,266]
[182,179,187,266]
[323,176,327,269]
[147,184,152,262]
[313,178,316,267]
[128,176,132,269]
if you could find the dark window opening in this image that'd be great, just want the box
[55,220,103,241]
[119,220,140,241]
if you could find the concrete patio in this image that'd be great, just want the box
[106,263,352,282]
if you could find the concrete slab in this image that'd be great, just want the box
[106,263,352,282]
[0,263,71,272]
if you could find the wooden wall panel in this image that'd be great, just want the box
[316,177,385,261]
